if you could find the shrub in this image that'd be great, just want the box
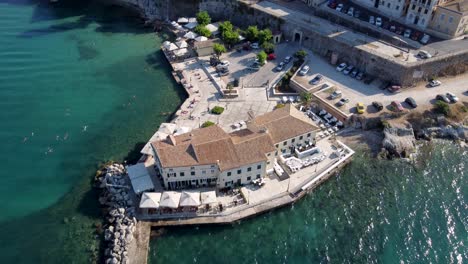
[274,103,285,109]
[195,25,211,38]
[294,49,307,60]
[245,26,259,41]
[261,42,275,54]
[226,83,233,90]
[434,101,450,116]
[258,29,272,44]
[213,43,226,59]
[257,51,267,65]
[201,121,215,128]
[211,106,225,115]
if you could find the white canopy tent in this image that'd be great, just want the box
[205,23,219,35]
[177,17,189,24]
[200,191,217,205]
[188,17,197,23]
[175,40,188,48]
[179,191,201,207]
[184,22,198,30]
[160,191,181,209]
[167,43,179,51]
[194,36,208,42]
[184,31,198,39]
[139,192,161,209]
[173,48,189,57]
[127,163,154,194]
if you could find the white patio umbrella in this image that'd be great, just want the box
[173,48,189,57]
[166,42,178,51]
[139,192,161,209]
[177,17,189,24]
[160,191,181,209]
[200,191,217,205]
[175,40,188,48]
[184,31,198,39]
[194,36,208,42]
[179,191,201,207]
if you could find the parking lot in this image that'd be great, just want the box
[219,43,296,87]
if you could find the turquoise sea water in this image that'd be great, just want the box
[0,1,183,262]
[151,142,467,263]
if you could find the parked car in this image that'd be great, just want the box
[336,98,350,107]
[356,72,364,80]
[248,61,261,70]
[389,25,396,32]
[388,85,401,93]
[219,60,230,67]
[446,92,459,103]
[275,62,285,71]
[354,10,361,18]
[420,34,431,44]
[405,97,417,108]
[347,7,354,16]
[396,27,404,35]
[267,53,276,60]
[336,62,347,72]
[350,70,358,78]
[356,102,365,114]
[369,16,375,25]
[411,31,422,41]
[403,29,412,38]
[250,42,259,49]
[372,101,383,111]
[310,74,323,85]
[330,90,342,99]
[284,56,292,63]
[436,94,450,103]
[343,65,354,75]
[418,50,432,59]
[391,101,404,112]
[328,2,337,9]
[299,65,310,76]
[336,3,344,12]
[429,80,442,87]
[376,17,383,27]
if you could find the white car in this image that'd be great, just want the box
[369,16,375,25]
[420,34,430,44]
[336,4,344,12]
[250,42,259,49]
[276,62,285,71]
[343,65,354,75]
[446,92,459,103]
[330,90,342,99]
[417,50,432,59]
[299,65,310,76]
[336,62,347,71]
[347,7,354,16]
[404,29,412,38]
[219,61,230,67]
[376,17,382,27]
[429,80,442,87]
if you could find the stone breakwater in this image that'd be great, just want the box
[96,164,136,264]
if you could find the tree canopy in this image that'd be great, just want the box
[218,21,234,35]
[196,11,211,26]
[213,43,226,59]
[245,26,259,42]
[195,25,211,37]
[261,42,275,54]
[258,29,273,44]
[295,49,308,60]
[257,51,267,65]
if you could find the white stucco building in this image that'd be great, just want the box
[353,0,411,19]
[405,0,441,28]
[150,105,320,190]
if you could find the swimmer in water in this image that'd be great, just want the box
[23,137,28,142]
[83,125,88,132]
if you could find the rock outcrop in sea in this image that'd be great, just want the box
[382,123,416,158]
[96,164,136,264]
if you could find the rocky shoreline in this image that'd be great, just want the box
[95,164,136,264]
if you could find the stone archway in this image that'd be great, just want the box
[293,30,303,43]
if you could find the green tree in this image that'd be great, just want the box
[257,51,267,66]
[245,26,259,42]
[213,43,226,59]
[261,42,275,54]
[294,49,308,60]
[258,29,273,44]
[218,21,234,35]
[300,92,312,105]
[434,101,450,116]
[222,29,240,48]
[201,121,215,128]
[195,25,211,38]
[196,11,211,26]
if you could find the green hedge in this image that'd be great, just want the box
[211,106,225,115]
[201,121,215,128]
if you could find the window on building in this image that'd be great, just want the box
[440,14,445,21]
[275,144,279,148]
[247,167,252,172]
[418,7,422,12]
[267,161,270,165]
[396,5,399,10]
[421,18,425,25]
[307,133,311,137]
[237,169,241,174]
[449,16,453,23]
[256,174,261,179]
[191,171,195,176]
[387,3,391,8]
[180,172,185,177]
[257,164,261,170]
[227,171,231,176]
[202,170,206,174]
[292,138,295,143]
[247,176,251,181]
[211,169,215,173]
[299,135,303,140]
[267,153,271,157]
[424,9,428,14]
[283,141,287,146]
[210,165,215,168]
[409,13,413,19]
[412,4,415,10]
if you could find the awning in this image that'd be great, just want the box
[139,192,161,208]
[184,22,198,30]
[127,163,154,194]
[200,191,217,205]
[176,40,188,48]
[160,191,181,209]
[177,17,189,24]
[194,36,208,42]
[173,48,189,57]
[179,191,201,207]
[184,31,198,39]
